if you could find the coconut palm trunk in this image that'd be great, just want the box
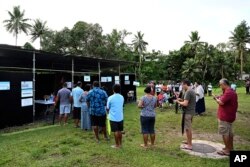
[240,48,243,78]
[15,34,18,45]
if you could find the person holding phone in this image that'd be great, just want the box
[213,78,238,156]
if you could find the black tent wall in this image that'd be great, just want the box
[0,71,33,129]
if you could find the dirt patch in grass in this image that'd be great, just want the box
[88,155,130,167]
[50,153,62,158]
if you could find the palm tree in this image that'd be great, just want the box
[3,6,31,45]
[30,19,48,49]
[211,51,234,80]
[181,58,201,81]
[185,31,204,58]
[230,20,250,78]
[132,31,148,83]
[197,43,214,81]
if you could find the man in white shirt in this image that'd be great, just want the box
[71,81,84,128]
[155,82,162,96]
[207,83,212,96]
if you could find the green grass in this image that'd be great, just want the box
[0,87,250,167]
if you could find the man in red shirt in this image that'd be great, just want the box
[213,78,238,156]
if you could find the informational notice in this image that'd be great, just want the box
[125,75,129,81]
[21,98,33,107]
[66,82,72,88]
[21,81,33,107]
[21,81,33,98]
[107,77,112,82]
[115,76,119,81]
[125,80,130,85]
[133,81,140,86]
[21,89,33,97]
[84,75,91,82]
[21,81,33,89]
[101,77,107,82]
[0,81,10,90]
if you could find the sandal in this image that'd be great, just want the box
[180,144,192,150]
[181,141,188,144]
[111,145,120,149]
[217,150,230,156]
[140,144,148,148]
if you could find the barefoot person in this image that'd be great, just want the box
[176,79,196,150]
[213,78,238,156]
[106,84,124,149]
[138,86,157,148]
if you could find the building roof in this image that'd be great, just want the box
[0,44,136,72]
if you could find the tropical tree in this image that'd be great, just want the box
[181,58,201,81]
[23,42,35,50]
[30,19,48,49]
[184,31,204,58]
[229,20,250,78]
[196,43,215,81]
[3,6,31,45]
[132,31,148,83]
[210,51,234,80]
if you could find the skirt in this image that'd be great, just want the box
[81,107,91,130]
[195,97,206,114]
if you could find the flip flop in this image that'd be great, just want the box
[217,150,230,156]
[180,145,192,150]
[140,144,148,148]
[182,141,188,144]
[111,145,120,149]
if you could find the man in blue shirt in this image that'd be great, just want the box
[107,84,124,148]
[71,81,83,128]
[87,81,108,142]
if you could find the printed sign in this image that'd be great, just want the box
[0,81,10,90]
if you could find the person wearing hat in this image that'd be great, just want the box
[71,81,84,128]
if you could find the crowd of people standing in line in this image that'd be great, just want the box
[55,78,238,156]
[55,81,124,148]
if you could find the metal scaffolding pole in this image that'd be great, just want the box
[118,64,121,77]
[98,62,101,86]
[72,58,74,86]
[32,51,36,120]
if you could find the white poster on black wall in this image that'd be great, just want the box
[21,98,33,107]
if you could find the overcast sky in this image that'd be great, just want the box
[0,0,249,53]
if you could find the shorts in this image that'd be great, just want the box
[140,116,155,134]
[73,107,81,119]
[218,120,233,136]
[110,120,124,132]
[90,115,106,127]
[59,104,71,115]
[184,114,193,130]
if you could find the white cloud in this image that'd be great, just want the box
[0,0,249,53]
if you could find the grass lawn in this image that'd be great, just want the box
[0,87,250,167]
